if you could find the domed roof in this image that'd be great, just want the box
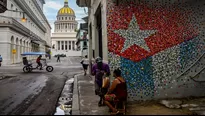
[57,0,75,16]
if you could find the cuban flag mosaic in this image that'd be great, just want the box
[107,0,205,100]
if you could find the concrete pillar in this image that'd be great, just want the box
[74,41,76,50]
[16,41,20,62]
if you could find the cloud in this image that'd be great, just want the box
[44,1,62,10]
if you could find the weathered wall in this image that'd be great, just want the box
[107,0,205,101]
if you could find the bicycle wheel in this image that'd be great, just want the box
[23,66,30,73]
[46,66,54,72]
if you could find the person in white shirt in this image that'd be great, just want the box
[81,55,89,76]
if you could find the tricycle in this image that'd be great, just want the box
[21,52,54,73]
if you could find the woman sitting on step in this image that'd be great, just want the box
[104,68,127,114]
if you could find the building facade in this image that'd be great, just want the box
[76,16,89,57]
[51,0,81,57]
[77,0,205,101]
[0,0,51,65]
[76,30,88,57]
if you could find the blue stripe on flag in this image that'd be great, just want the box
[179,37,201,69]
[120,57,155,99]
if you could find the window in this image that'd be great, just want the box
[65,41,67,50]
[61,41,64,50]
[62,17,63,20]
[65,17,67,20]
[11,4,13,9]
[69,41,71,50]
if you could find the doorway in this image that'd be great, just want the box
[95,4,103,59]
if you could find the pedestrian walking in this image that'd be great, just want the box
[92,56,110,106]
[57,55,60,62]
[81,55,89,76]
[0,55,2,67]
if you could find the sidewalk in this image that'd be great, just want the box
[72,74,109,115]
[72,74,205,115]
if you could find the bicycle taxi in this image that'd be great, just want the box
[21,52,54,73]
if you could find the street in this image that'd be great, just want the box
[0,56,83,115]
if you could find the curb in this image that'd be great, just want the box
[71,73,82,115]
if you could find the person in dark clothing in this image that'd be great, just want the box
[0,55,2,67]
[104,68,127,114]
[57,55,60,62]
[36,55,43,70]
[92,57,110,106]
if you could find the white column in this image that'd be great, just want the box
[56,41,58,50]
[64,41,66,51]
[60,41,62,50]
[67,41,70,51]
[71,41,73,51]
[61,23,62,30]
[75,41,77,50]
[62,23,64,30]
[63,23,64,30]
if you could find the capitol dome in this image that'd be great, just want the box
[57,0,75,16]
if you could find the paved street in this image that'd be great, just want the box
[0,56,83,115]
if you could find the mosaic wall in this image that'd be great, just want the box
[107,0,205,100]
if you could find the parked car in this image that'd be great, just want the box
[54,54,66,57]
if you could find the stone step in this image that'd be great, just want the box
[189,107,205,111]
[181,104,199,108]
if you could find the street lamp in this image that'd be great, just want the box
[6,9,27,22]
[21,13,26,22]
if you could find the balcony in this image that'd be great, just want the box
[76,0,91,7]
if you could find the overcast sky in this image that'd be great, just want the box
[43,0,88,33]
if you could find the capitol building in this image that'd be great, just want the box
[51,0,81,57]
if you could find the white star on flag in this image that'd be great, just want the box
[114,15,157,53]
